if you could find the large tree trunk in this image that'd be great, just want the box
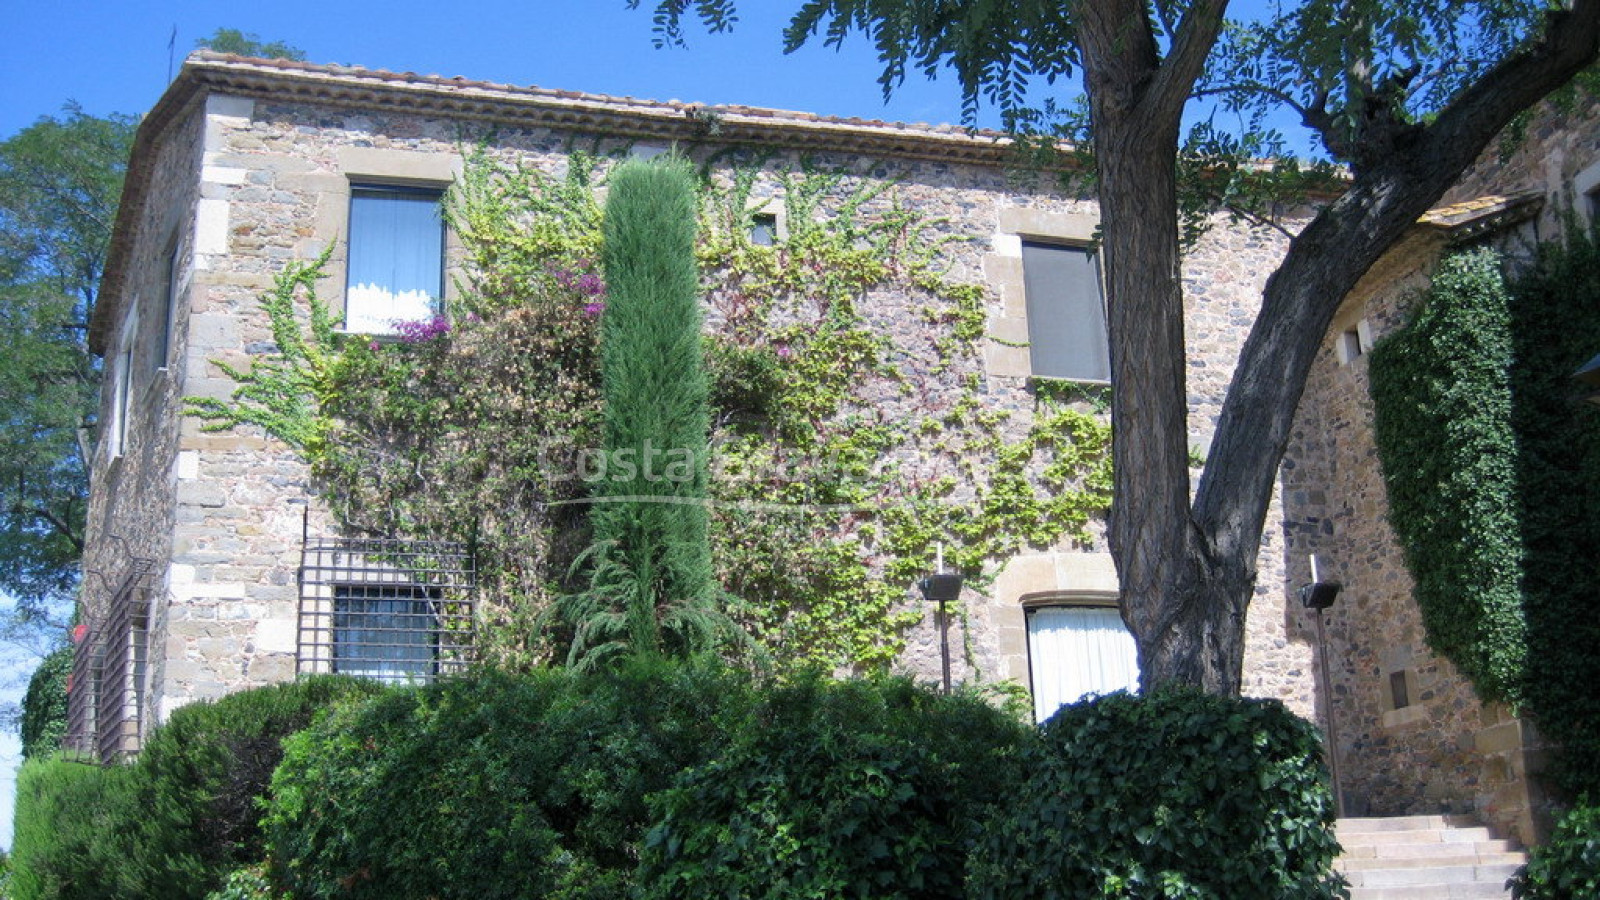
[1075,0,1240,692]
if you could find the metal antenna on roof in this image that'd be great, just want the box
[167,26,177,83]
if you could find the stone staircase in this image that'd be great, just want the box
[1336,815,1528,899]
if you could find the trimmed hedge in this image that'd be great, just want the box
[1510,801,1600,899]
[637,675,1029,899]
[263,659,756,899]
[7,675,382,900]
[965,688,1345,900]
[118,675,385,899]
[9,755,138,900]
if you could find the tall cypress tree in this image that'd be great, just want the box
[561,158,727,666]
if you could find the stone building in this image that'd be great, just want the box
[74,48,1586,849]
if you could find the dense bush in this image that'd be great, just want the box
[8,676,381,900]
[263,660,756,899]
[9,754,138,900]
[1502,229,1600,796]
[1510,801,1600,899]
[966,688,1345,900]
[19,646,71,759]
[117,675,385,899]
[637,675,1030,900]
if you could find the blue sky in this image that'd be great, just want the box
[0,0,1022,139]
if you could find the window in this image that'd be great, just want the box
[749,212,778,247]
[106,309,138,459]
[333,584,444,683]
[345,184,445,334]
[299,536,475,683]
[154,239,181,371]
[1021,241,1110,382]
[1026,604,1139,723]
[1337,318,1373,365]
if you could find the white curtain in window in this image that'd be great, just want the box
[346,187,443,333]
[1028,606,1140,723]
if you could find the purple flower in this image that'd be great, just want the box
[774,342,793,359]
[392,314,453,344]
[583,302,606,318]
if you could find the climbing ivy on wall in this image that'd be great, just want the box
[187,148,1112,674]
[1369,233,1600,797]
[1368,249,1528,704]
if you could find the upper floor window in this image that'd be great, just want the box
[1022,241,1110,383]
[346,184,445,334]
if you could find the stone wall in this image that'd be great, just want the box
[91,64,1319,736]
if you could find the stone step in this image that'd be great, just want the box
[1344,863,1522,889]
[1339,852,1527,871]
[1349,882,1519,900]
[1338,826,1496,846]
[1335,815,1525,900]
[1344,832,1516,851]
[1337,814,1479,834]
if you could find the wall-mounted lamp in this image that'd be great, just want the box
[1302,554,1345,817]
[918,545,963,693]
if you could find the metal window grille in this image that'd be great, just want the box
[299,537,475,683]
[64,621,103,758]
[63,559,153,764]
[97,561,153,763]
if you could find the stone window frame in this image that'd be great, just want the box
[312,147,465,336]
[104,306,140,462]
[983,207,1106,382]
[1380,666,1427,729]
[1336,317,1374,365]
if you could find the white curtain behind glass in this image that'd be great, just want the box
[1028,606,1140,723]
[346,187,443,333]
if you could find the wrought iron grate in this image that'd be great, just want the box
[299,536,475,683]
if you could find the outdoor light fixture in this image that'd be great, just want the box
[918,547,963,694]
[1573,352,1600,407]
[1302,554,1345,817]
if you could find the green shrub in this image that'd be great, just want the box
[118,675,385,899]
[19,646,71,760]
[1510,802,1600,899]
[966,688,1345,900]
[264,660,754,899]
[636,675,1030,900]
[10,754,139,900]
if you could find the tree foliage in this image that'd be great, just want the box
[559,158,732,667]
[194,28,307,61]
[640,0,1600,693]
[0,106,134,626]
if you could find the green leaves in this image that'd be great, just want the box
[1369,249,1529,704]
[0,106,133,618]
[967,688,1346,900]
